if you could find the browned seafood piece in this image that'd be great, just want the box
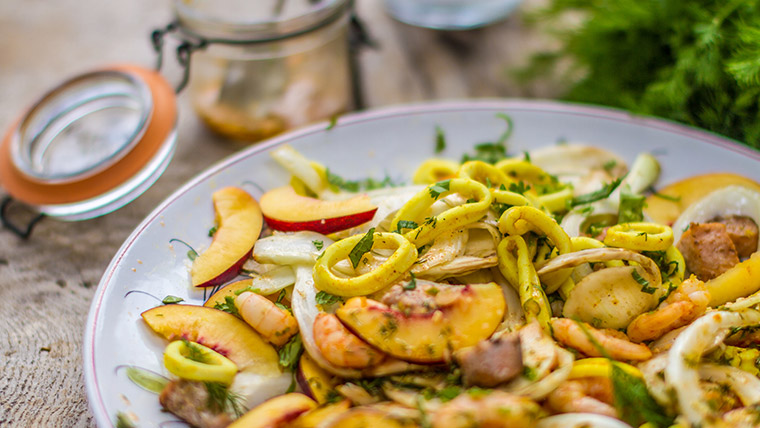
[159,379,233,428]
[454,332,522,387]
[716,215,759,259]
[677,222,740,280]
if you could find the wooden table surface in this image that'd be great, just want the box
[0,0,555,425]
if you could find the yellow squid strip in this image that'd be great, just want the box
[537,187,574,213]
[412,159,459,185]
[491,188,532,207]
[313,232,418,297]
[604,222,674,252]
[569,358,643,380]
[457,160,514,188]
[497,238,520,288]
[495,158,555,186]
[390,178,492,247]
[664,245,685,285]
[500,235,552,332]
[570,236,624,267]
[499,206,574,291]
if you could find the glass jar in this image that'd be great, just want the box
[173,0,353,142]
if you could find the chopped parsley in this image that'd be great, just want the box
[395,220,419,234]
[312,240,324,251]
[208,225,218,237]
[632,269,657,294]
[428,179,451,200]
[508,181,531,195]
[161,295,184,305]
[325,169,400,193]
[611,363,674,427]
[213,296,240,317]
[522,151,531,162]
[274,289,291,313]
[349,228,375,269]
[602,160,618,172]
[435,126,446,153]
[315,291,343,306]
[571,178,623,207]
[327,114,339,130]
[278,334,303,371]
[618,185,646,223]
[115,412,136,428]
[403,273,417,290]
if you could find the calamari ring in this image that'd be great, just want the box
[412,159,459,185]
[537,187,574,213]
[313,232,417,297]
[457,160,514,189]
[495,158,556,186]
[390,178,492,247]
[604,222,674,252]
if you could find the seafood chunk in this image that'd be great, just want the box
[454,333,522,387]
[717,215,759,259]
[677,222,740,281]
[431,390,543,428]
[159,379,233,428]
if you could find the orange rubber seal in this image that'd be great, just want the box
[0,64,176,206]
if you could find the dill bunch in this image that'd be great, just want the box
[517,0,760,148]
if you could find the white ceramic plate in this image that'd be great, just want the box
[83,100,760,427]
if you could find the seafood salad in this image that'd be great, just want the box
[133,132,760,428]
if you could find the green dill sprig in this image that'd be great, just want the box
[213,296,241,318]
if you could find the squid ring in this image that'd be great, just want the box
[604,222,674,252]
[163,340,238,385]
[412,159,459,185]
[457,160,514,189]
[313,232,417,297]
[390,178,492,247]
[490,189,532,207]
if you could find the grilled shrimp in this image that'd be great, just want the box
[627,276,710,343]
[551,318,652,361]
[235,291,298,346]
[546,377,617,418]
[312,313,385,369]
[431,390,543,428]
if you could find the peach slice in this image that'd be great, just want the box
[291,400,351,428]
[228,393,317,428]
[260,186,377,234]
[324,408,411,428]
[204,278,253,308]
[336,283,505,363]
[296,352,338,404]
[645,173,760,225]
[191,187,263,287]
[141,305,280,377]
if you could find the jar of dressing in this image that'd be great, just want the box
[172,0,353,142]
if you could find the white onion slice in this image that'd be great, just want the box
[244,265,295,295]
[665,309,760,425]
[698,364,760,406]
[536,413,633,428]
[269,145,326,195]
[292,265,361,378]
[253,232,332,266]
[672,186,760,246]
[503,347,574,400]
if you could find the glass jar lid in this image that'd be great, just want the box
[173,0,350,42]
[0,65,177,221]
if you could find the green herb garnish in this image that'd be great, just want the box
[312,240,324,251]
[278,334,303,371]
[115,412,136,428]
[632,269,657,294]
[213,296,240,318]
[124,366,169,394]
[204,382,244,418]
[208,225,218,237]
[348,227,375,269]
[435,125,446,153]
[572,178,623,207]
[182,339,207,363]
[395,220,419,234]
[315,291,343,306]
[611,363,674,427]
[404,273,417,291]
[508,181,531,195]
[428,179,451,200]
[618,185,646,223]
[162,295,184,305]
